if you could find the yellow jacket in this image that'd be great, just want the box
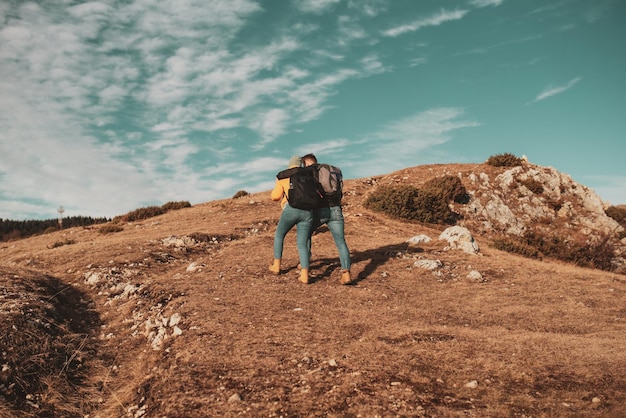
[271,177,290,209]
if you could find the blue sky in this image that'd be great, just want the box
[1,0,625,220]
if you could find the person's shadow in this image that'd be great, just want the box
[308,241,416,285]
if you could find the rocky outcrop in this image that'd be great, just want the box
[459,163,623,240]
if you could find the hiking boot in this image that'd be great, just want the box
[268,259,281,275]
[340,269,352,285]
[298,268,309,284]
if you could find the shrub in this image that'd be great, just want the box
[99,224,124,234]
[486,153,523,167]
[606,206,626,228]
[413,189,459,224]
[495,231,618,272]
[423,175,469,203]
[491,238,539,258]
[232,190,250,199]
[364,185,458,225]
[519,178,544,194]
[364,185,420,219]
[113,206,165,223]
[112,201,191,223]
[161,201,192,211]
[43,226,58,234]
[49,239,75,248]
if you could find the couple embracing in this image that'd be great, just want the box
[269,153,352,285]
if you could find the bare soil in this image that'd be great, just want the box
[1,164,626,417]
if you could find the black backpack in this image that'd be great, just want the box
[276,166,325,210]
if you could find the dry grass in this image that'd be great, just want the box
[1,163,625,417]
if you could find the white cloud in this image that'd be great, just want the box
[253,109,290,144]
[528,77,582,104]
[409,57,428,67]
[348,108,480,177]
[382,9,469,37]
[470,0,505,8]
[295,139,353,159]
[296,0,341,14]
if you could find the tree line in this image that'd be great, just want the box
[0,216,110,242]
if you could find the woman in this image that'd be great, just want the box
[269,155,313,284]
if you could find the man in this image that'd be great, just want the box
[302,153,352,285]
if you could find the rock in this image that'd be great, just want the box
[464,380,478,388]
[466,270,483,281]
[228,393,241,403]
[186,262,200,272]
[413,259,443,270]
[407,235,432,244]
[328,359,337,367]
[169,313,182,327]
[84,272,101,285]
[439,226,480,254]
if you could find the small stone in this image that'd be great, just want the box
[591,397,601,404]
[466,270,483,281]
[328,359,337,367]
[228,393,241,403]
[464,380,478,388]
[414,259,443,270]
[407,235,432,244]
[169,313,182,327]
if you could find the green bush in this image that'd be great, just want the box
[113,206,165,223]
[364,185,458,225]
[491,238,539,258]
[486,153,523,167]
[232,190,250,199]
[49,239,75,249]
[161,201,192,211]
[423,175,468,203]
[112,201,191,223]
[43,226,58,234]
[606,206,626,229]
[519,178,544,194]
[493,231,617,272]
[364,185,420,220]
[99,224,124,234]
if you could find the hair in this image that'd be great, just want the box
[302,153,317,165]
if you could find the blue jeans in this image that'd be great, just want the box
[274,204,313,269]
[311,206,351,270]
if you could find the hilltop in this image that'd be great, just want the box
[1,160,625,417]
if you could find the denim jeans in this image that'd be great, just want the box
[311,206,351,270]
[274,204,313,269]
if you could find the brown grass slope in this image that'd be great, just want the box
[1,162,626,417]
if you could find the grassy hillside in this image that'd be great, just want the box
[1,163,625,417]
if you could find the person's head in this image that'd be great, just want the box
[288,155,302,168]
[302,153,317,167]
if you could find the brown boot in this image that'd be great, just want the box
[268,259,281,275]
[298,268,309,284]
[340,269,352,285]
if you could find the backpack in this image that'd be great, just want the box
[276,166,325,210]
[315,163,343,197]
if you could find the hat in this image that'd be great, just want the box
[288,155,302,168]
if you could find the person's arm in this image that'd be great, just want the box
[270,179,284,201]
